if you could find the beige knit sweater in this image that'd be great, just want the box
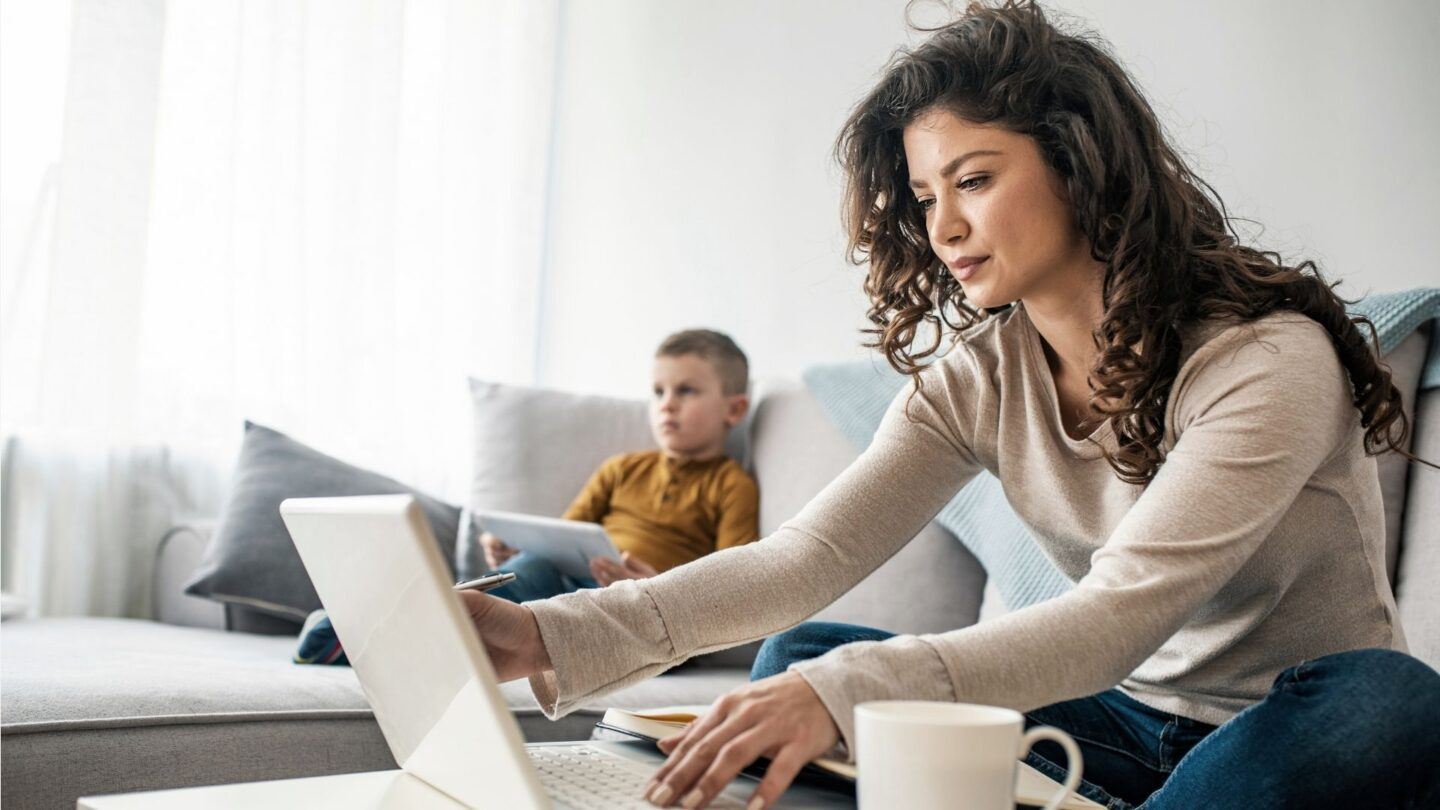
[526,302,1405,756]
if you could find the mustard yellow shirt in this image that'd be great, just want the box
[561,450,759,572]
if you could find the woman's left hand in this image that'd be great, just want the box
[642,671,839,809]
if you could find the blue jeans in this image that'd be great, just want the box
[751,621,1440,809]
[486,552,599,603]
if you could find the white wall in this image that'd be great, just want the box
[1056,0,1440,294]
[535,0,1440,398]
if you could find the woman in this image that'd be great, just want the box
[460,2,1440,807]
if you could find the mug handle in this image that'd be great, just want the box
[1018,726,1084,810]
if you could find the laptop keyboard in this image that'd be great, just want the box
[528,745,747,809]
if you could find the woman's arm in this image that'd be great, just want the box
[791,318,1358,749]
[642,317,1361,810]
[524,350,986,717]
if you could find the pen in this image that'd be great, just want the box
[452,572,518,593]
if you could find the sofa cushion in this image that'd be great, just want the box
[1375,325,1430,583]
[1396,379,1440,671]
[152,522,226,630]
[183,421,462,623]
[1,618,748,809]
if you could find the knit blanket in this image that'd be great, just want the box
[803,288,1439,612]
[1348,288,1440,388]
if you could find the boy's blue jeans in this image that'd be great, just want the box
[751,621,1440,809]
[486,551,599,603]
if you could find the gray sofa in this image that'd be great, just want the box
[4,327,1438,809]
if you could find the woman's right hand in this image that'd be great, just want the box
[455,589,552,682]
[480,531,517,570]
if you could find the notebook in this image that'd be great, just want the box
[598,706,1104,810]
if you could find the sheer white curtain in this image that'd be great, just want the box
[0,0,560,618]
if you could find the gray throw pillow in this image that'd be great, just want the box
[184,421,462,621]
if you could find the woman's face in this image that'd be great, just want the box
[902,108,1096,311]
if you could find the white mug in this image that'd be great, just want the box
[854,700,1084,810]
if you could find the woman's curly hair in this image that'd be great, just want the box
[836,0,1430,485]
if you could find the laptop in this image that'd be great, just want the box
[276,494,852,810]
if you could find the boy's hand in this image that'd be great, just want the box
[480,531,517,570]
[589,551,659,586]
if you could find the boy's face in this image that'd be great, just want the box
[650,353,748,458]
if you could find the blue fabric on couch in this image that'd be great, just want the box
[294,609,348,666]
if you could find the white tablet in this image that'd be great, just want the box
[474,509,623,581]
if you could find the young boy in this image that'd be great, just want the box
[481,329,760,603]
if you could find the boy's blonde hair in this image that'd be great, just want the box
[655,329,749,396]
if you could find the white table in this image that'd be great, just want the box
[78,769,467,809]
